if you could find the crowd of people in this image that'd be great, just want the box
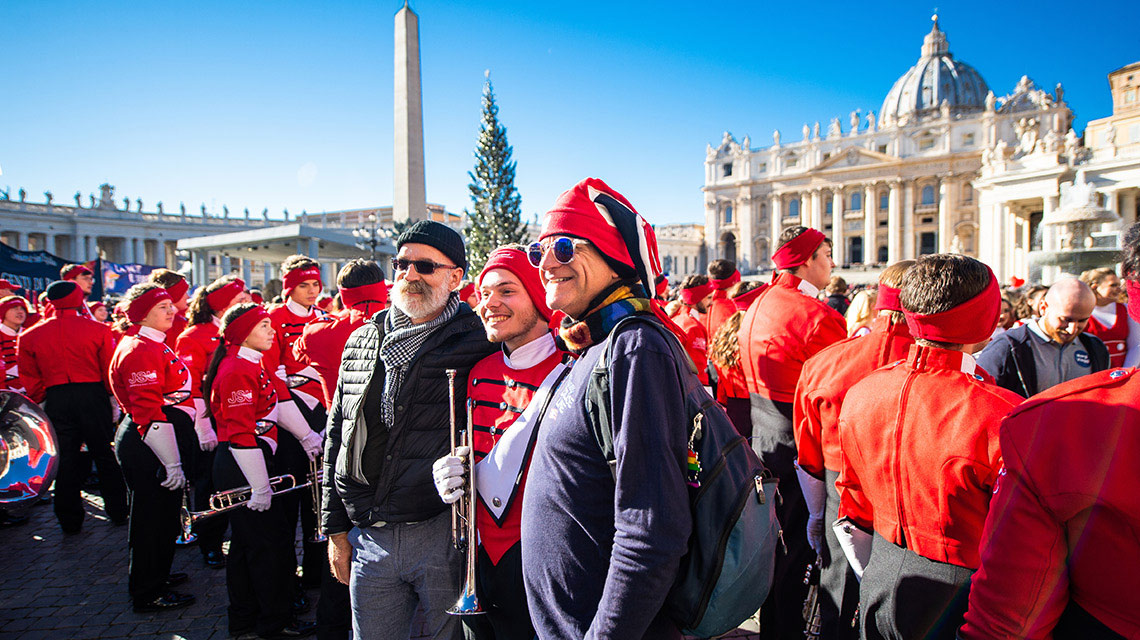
[0,176,1137,640]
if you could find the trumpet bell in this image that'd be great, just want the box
[0,391,59,515]
[446,591,485,616]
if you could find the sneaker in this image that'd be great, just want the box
[259,619,317,639]
[203,550,227,569]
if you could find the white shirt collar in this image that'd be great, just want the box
[0,324,19,337]
[503,332,556,370]
[689,307,701,320]
[959,351,978,375]
[797,278,820,298]
[237,346,263,363]
[137,325,167,343]
[286,298,313,317]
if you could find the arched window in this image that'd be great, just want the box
[789,199,800,218]
[724,205,733,224]
[879,191,889,210]
[961,183,973,202]
[825,199,833,214]
[850,192,862,210]
[921,185,935,205]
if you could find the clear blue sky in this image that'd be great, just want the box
[4,0,1136,225]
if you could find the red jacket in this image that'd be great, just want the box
[0,325,21,392]
[17,311,114,402]
[836,345,1022,567]
[704,290,736,343]
[738,273,847,403]
[166,314,187,352]
[1084,302,1131,368]
[293,300,386,406]
[210,346,279,450]
[108,327,194,435]
[468,335,568,565]
[793,315,913,476]
[264,302,326,410]
[960,367,1140,639]
[175,321,221,399]
[673,307,709,386]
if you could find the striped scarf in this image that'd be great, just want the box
[378,292,460,429]
[558,283,652,354]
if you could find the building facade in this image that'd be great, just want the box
[701,17,1132,283]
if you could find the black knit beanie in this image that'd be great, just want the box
[396,220,468,274]
[46,280,79,301]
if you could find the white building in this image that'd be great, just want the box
[701,17,1137,283]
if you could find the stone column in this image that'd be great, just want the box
[738,195,754,272]
[938,179,952,253]
[903,181,916,259]
[307,237,320,260]
[263,263,274,286]
[86,236,98,261]
[16,232,27,251]
[832,190,845,266]
[863,184,877,265]
[1041,195,1061,283]
[241,259,253,285]
[888,181,902,263]
[810,190,823,230]
[769,195,782,268]
[45,234,56,255]
[123,237,135,264]
[192,251,208,287]
[704,196,719,261]
[1120,189,1138,228]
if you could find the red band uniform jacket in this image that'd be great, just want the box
[175,319,221,409]
[960,367,1140,639]
[293,300,386,407]
[0,324,23,392]
[17,308,115,403]
[109,326,196,434]
[672,307,710,386]
[211,346,279,451]
[263,300,326,413]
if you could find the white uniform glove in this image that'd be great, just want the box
[300,430,323,461]
[833,518,873,580]
[276,396,320,460]
[795,462,828,554]
[142,421,185,490]
[432,446,469,504]
[193,398,218,452]
[232,447,273,512]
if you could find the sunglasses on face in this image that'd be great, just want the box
[527,237,585,267]
[390,258,458,275]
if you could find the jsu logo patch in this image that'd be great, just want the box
[128,370,158,386]
[228,389,254,406]
[1074,350,1090,368]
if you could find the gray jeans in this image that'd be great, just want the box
[349,510,464,640]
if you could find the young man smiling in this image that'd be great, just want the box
[432,245,570,640]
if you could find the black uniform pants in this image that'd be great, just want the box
[214,442,295,636]
[461,542,534,640]
[821,469,859,640]
[191,445,227,555]
[45,382,128,530]
[280,395,327,587]
[750,393,811,640]
[859,533,973,640]
[114,414,188,604]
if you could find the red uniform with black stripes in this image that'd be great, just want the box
[293,300,386,407]
[1084,302,1131,368]
[166,314,187,351]
[211,347,279,449]
[108,327,195,434]
[467,337,568,565]
[17,309,115,403]
[0,325,22,392]
[263,303,326,412]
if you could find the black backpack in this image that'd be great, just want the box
[586,315,780,638]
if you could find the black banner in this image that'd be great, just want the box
[0,241,69,301]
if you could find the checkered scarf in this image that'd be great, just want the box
[378,292,460,429]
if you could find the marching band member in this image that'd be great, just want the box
[148,269,191,350]
[704,259,741,339]
[88,300,109,323]
[264,255,327,590]
[835,254,1021,640]
[737,226,846,639]
[18,280,128,533]
[206,302,316,639]
[707,281,764,437]
[0,295,27,392]
[960,224,1140,639]
[176,275,252,568]
[673,275,714,388]
[60,263,97,320]
[792,260,914,640]
[1079,267,1139,369]
[432,245,570,640]
[108,283,197,612]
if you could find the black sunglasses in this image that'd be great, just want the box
[390,258,458,275]
[527,237,581,267]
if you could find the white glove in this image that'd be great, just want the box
[276,396,319,454]
[142,421,185,490]
[232,447,272,512]
[193,399,218,451]
[795,462,828,554]
[833,518,873,580]
[300,430,323,461]
[432,446,469,504]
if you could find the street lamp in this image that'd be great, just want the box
[352,214,380,261]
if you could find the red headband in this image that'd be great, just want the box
[772,229,827,270]
[709,270,741,290]
[283,266,322,298]
[1127,280,1140,324]
[126,288,173,324]
[874,285,902,312]
[62,265,93,280]
[340,282,388,309]
[903,268,1000,345]
[0,279,15,291]
[733,285,766,311]
[223,306,270,346]
[680,283,714,306]
[206,279,245,311]
[479,247,553,321]
[165,278,189,302]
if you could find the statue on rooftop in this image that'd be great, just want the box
[157,201,164,215]
[44,191,53,205]
[74,192,82,207]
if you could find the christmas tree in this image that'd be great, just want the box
[464,71,525,275]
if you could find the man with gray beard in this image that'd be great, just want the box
[322,220,497,640]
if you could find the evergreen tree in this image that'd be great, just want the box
[464,72,525,274]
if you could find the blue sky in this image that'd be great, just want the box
[4,0,1137,225]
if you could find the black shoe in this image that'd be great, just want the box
[133,591,195,613]
[165,572,188,588]
[203,550,226,569]
[291,593,311,615]
[259,619,317,639]
[61,524,82,535]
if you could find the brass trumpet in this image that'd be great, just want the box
[802,558,822,640]
[445,368,484,616]
[179,468,322,541]
[309,455,327,543]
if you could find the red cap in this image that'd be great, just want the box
[709,270,741,290]
[478,247,553,321]
[772,229,826,270]
[126,288,172,324]
[0,296,26,320]
[458,281,477,301]
[223,306,270,346]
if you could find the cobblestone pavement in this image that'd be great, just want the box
[0,490,761,640]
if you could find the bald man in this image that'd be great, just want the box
[977,278,1111,396]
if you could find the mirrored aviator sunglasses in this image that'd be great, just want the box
[527,237,577,268]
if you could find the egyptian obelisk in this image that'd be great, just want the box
[394,1,426,223]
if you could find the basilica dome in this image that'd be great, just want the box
[879,17,989,127]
